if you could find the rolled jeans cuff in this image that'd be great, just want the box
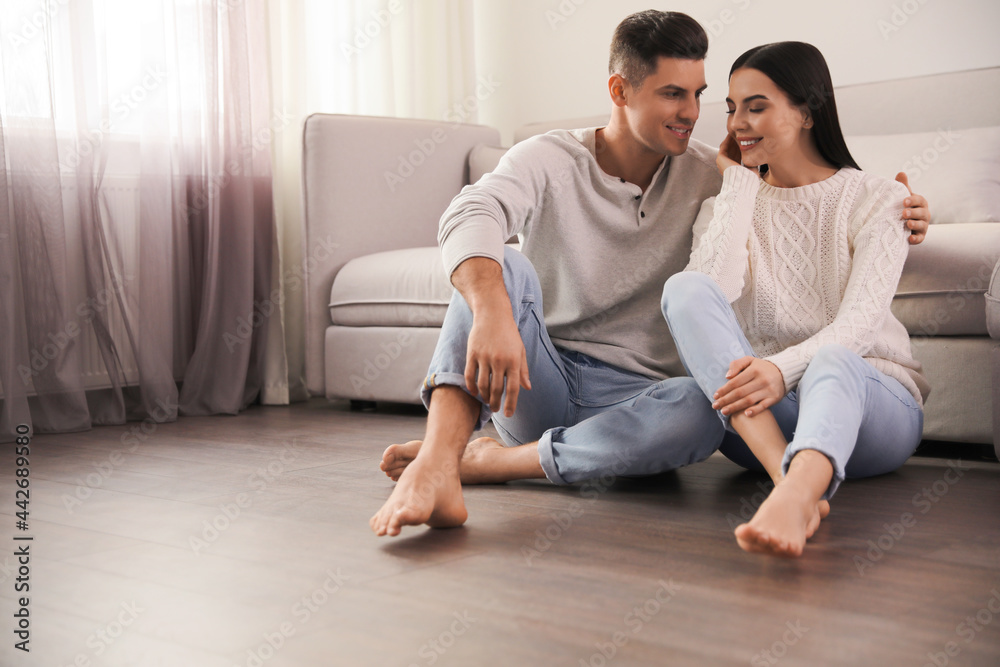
[421,372,493,432]
[780,446,845,501]
[536,427,570,486]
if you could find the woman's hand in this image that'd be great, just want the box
[713,357,785,418]
[716,134,743,176]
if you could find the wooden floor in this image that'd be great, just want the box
[2,399,999,667]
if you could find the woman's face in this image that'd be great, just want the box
[725,67,810,169]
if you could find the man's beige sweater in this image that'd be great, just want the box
[438,128,722,380]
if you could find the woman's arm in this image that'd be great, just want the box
[685,162,759,302]
[764,178,911,393]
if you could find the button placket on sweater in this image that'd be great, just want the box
[618,177,646,224]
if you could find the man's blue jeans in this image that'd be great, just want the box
[422,247,724,485]
[661,271,924,500]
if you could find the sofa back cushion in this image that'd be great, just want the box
[846,125,1000,224]
[468,144,510,184]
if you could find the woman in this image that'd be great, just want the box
[662,42,930,557]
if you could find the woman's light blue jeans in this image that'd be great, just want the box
[661,271,924,500]
[422,247,725,485]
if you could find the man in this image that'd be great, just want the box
[369,10,930,537]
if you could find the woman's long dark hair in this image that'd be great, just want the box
[730,42,861,171]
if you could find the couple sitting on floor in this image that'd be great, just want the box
[369,10,931,558]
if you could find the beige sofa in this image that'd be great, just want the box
[302,67,1000,455]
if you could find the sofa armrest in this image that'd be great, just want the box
[301,113,500,397]
[988,257,1000,339]
[988,257,1000,458]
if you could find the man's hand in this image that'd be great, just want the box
[465,309,531,418]
[713,357,785,418]
[895,172,930,245]
[452,257,531,418]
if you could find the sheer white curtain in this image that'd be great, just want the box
[0,0,278,439]
[0,0,479,434]
[262,0,479,404]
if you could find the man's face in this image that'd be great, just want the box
[620,56,706,157]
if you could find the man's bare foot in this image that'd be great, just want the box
[459,437,530,484]
[369,452,467,537]
[381,437,543,484]
[734,479,821,557]
[380,441,422,481]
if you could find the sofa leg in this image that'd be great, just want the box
[350,400,377,412]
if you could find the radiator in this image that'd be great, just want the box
[1,177,146,401]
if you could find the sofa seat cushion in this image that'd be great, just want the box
[330,226,1000,338]
[892,222,1000,337]
[329,247,452,328]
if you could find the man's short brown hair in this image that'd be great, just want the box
[609,11,708,89]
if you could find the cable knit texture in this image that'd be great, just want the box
[687,166,930,406]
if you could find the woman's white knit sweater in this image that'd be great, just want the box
[687,166,930,406]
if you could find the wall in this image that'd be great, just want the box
[472,0,1000,145]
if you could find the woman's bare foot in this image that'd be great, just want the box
[807,499,830,538]
[767,475,829,539]
[369,452,467,537]
[734,478,821,557]
[381,437,545,484]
